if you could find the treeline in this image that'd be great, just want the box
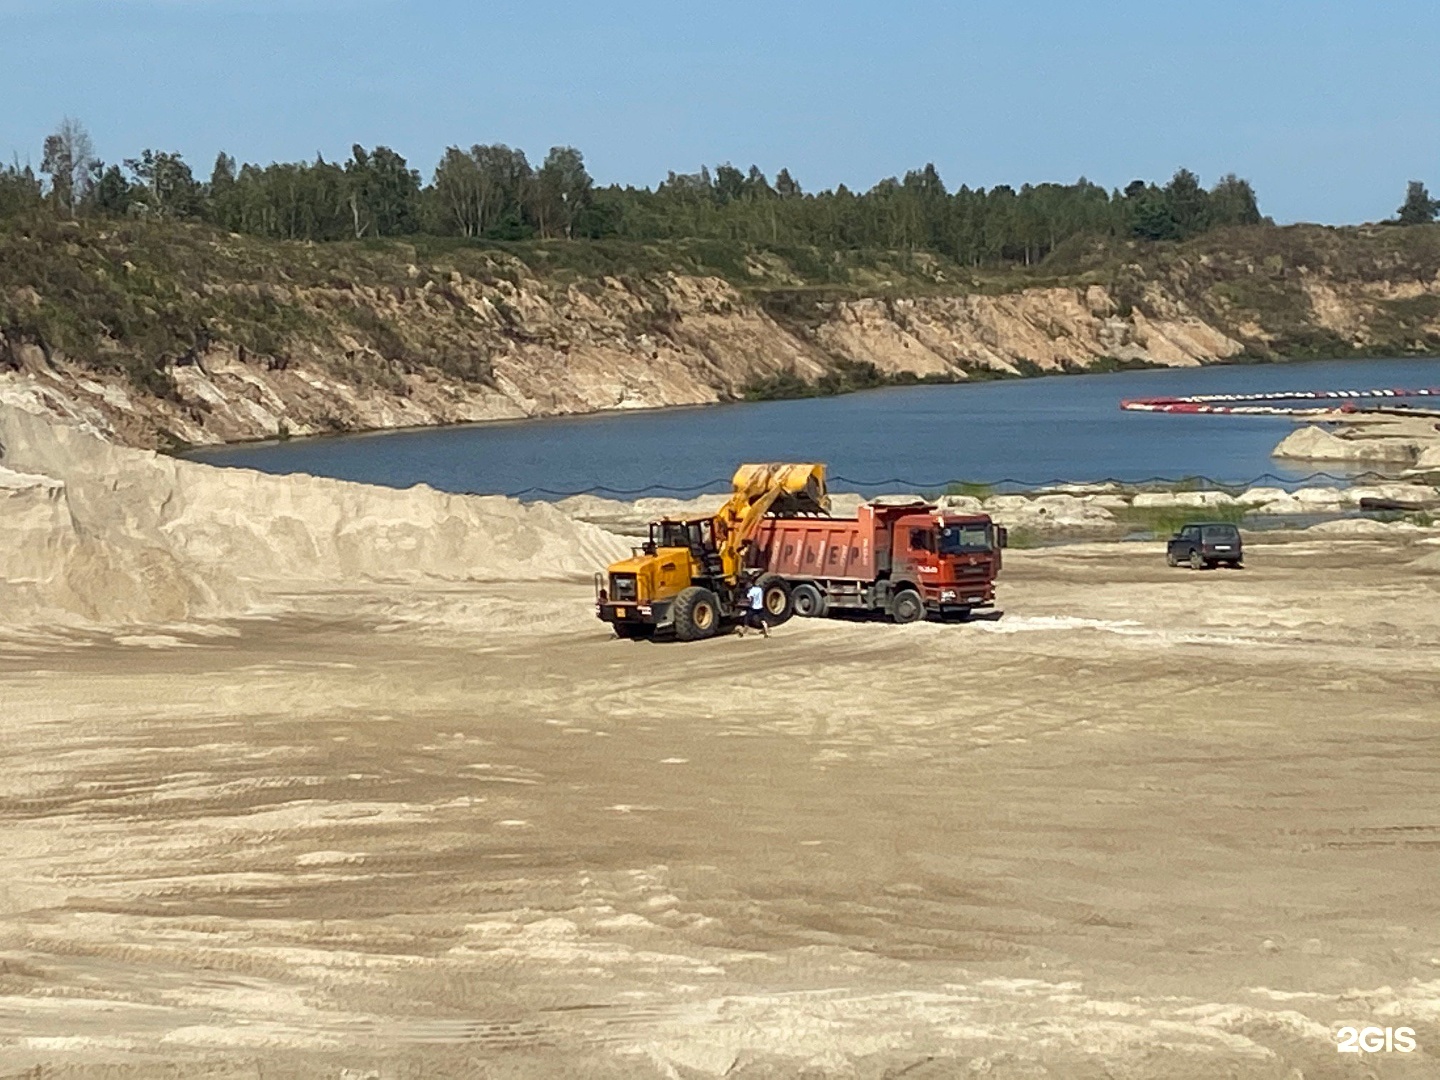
[1,117,1277,267]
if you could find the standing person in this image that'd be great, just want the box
[738,574,769,638]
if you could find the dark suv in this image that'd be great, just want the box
[1166,522,1243,569]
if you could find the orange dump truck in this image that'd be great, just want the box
[749,499,1006,623]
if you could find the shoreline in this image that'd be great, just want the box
[174,357,1440,501]
[173,349,1440,459]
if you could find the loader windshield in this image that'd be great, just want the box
[938,523,992,554]
[651,519,715,552]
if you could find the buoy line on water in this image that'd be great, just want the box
[1121,387,1440,416]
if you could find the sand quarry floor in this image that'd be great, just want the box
[2,537,1440,1079]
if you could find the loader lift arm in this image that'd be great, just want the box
[712,463,830,584]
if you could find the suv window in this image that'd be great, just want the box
[1179,526,1199,540]
[1201,525,1239,542]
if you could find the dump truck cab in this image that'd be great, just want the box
[890,509,1006,617]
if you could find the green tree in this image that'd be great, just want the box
[1396,180,1437,225]
[40,117,99,217]
[206,152,239,229]
[713,163,746,206]
[1208,173,1262,226]
[124,150,202,218]
[477,145,534,237]
[532,146,593,239]
[1124,180,1179,241]
[344,145,420,238]
[1163,168,1210,238]
[432,146,483,236]
[0,161,43,219]
[93,164,134,217]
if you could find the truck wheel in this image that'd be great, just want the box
[791,582,826,618]
[1188,549,1205,571]
[756,574,793,626]
[891,589,924,624]
[672,586,719,642]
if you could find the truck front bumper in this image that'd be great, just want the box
[925,587,994,615]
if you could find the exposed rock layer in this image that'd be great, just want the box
[2,270,1251,450]
[8,222,1440,456]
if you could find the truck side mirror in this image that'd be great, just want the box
[997,526,1008,549]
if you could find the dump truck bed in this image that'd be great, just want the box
[753,517,878,580]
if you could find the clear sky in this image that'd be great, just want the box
[3,0,1437,225]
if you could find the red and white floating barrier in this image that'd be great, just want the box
[1121,388,1440,415]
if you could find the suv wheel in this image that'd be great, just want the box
[1189,549,1205,571]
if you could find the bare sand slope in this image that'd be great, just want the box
[0,403,629,625]
[2,536,1439,1078]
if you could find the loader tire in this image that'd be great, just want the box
[756,574,793,626]
[672,586,720,642]
[891,588,924,625]
[791,582,826,618]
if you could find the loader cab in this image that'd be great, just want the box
[648,518,725,580]
[650,518,716,556]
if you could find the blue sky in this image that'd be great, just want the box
[3,0,1437,224]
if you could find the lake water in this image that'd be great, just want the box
[185,357,1440,497]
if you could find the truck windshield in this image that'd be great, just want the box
[938,524,991,554]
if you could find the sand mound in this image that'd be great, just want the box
[1411,549,1440,573]
[0,404,629,626]
[1273,424,1423,463]
[1304,518,1423,537]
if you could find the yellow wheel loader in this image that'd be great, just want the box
[594,463,830,641]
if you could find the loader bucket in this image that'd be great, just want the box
[730,462,830,516]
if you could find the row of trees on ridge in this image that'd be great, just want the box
[0,117,1318,268]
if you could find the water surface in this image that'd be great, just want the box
[186,357,1440,496]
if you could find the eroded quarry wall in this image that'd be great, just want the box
[0,403,629,626]
[2,272,1247,451]
[9,223,1440,451]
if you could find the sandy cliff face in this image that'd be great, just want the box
[8,231,1440,452]
[0,269,1247,450]
[815,287,1243,374]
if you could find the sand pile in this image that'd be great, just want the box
[0,404,629,625]
[1273,420,1440,464]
